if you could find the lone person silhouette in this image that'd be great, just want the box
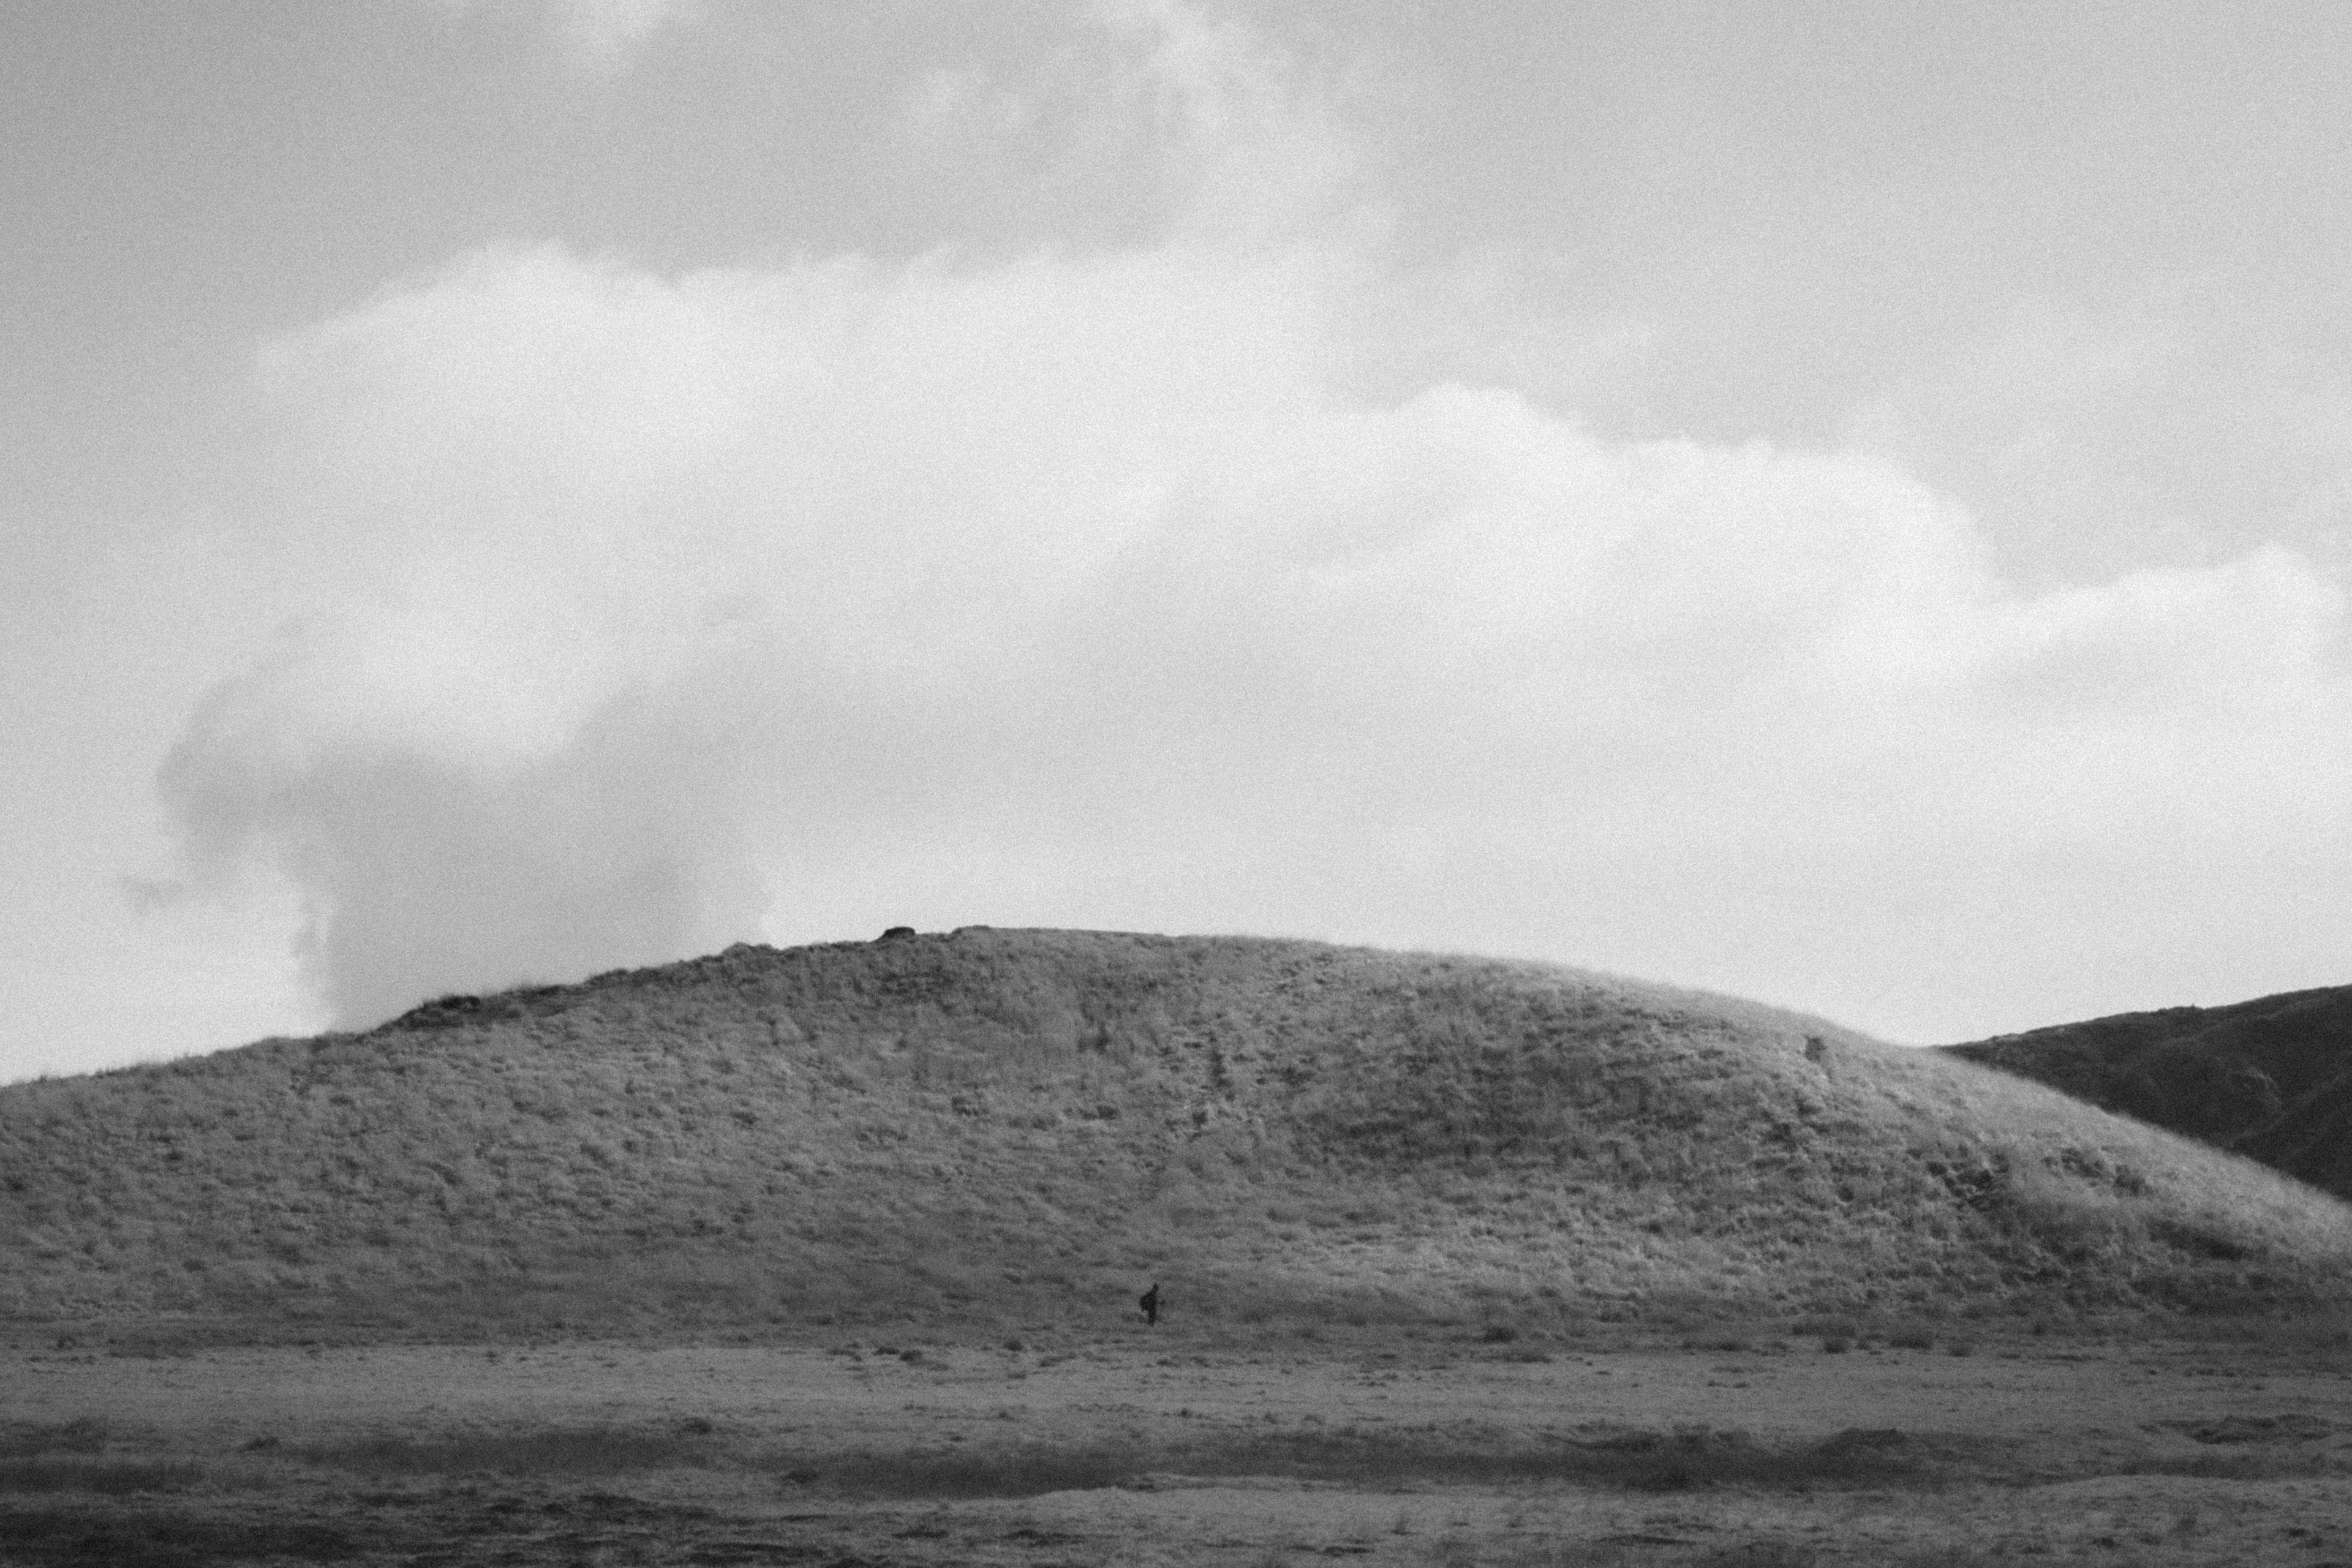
[1139,1282,1161,1327]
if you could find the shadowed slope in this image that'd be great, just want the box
[5,931,2350,1338]
[1944,986,2352,1202]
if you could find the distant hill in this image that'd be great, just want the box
[5,931,2350,1341]
[1943,986,2352,1203]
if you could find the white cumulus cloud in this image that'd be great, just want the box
[154,235,2352,1038]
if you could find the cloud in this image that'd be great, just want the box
[156,236,2352,1038]
[158,603,763,1025]
[1089,0,1364,239]
[891,0,1366,248]
[155,4,2352,1041]
[554,0,690,64]
[1844,287,2352,591]
[904,64,1036,140]
[429,0,692,67]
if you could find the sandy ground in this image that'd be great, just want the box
[4,1330,2351,1565]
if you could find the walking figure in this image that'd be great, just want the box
[1139,1282,1161,1327]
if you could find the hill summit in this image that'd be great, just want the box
[6,930,2350,1340]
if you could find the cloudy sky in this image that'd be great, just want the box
[5,1,2348,1081]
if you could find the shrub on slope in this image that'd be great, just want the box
[3,931,2348,1338]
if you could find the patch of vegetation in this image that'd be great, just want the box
[2129,1450,2349,1480]
[0,1509,356,1565]
[801,1440,1154,1498]
[791,1423,1925,1498]
[302,1426,712,1476]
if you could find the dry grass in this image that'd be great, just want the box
[6,929,2351,1341]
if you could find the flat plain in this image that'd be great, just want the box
[5,1326,2350,1566]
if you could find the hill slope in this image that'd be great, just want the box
[6,930,2350,1339]
[1943,986,2352,1202]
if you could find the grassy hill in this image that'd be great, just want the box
[1943,986,2352,1203]
[6,930,2351,1342]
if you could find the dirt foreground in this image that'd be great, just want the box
[4,1329,2351,1566]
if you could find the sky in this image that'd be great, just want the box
[4,0,2348,1082]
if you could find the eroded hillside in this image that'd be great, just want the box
[4,930,2349,1339]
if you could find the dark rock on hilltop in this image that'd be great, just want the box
[1942,986,2352,1202]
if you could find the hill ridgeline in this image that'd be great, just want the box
[6,930,2350,1340]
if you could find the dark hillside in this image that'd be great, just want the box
[1943,986,2352,1202]
[6,931,2350,1340]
